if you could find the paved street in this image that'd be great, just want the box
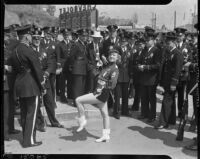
[4,95,197,159]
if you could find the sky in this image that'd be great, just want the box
[55,0,197,29]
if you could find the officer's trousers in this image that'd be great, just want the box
[19,96,39,145]
[159,89,176,125]
[140,85,157,119]
[113,82,129,115]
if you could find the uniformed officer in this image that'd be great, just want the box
[184,22,198,151]
[127,32,138,99]
[4,26,14,141]
[101,25,122,65]
[138,27,161,123]
[40,26,57,104]
[174,27,192,118]
[31,29,64,131]
[130,38,146,111]
[155,32,184,129]
[10,25,45,148]
[113,37,131,119]
[70,29,88,106]
[86,30,103,93]
[55,28,73,103]
[4,25,21,135]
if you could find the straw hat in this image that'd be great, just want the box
[91,31,103,38]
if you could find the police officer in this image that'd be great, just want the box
[55,28,73,103]
[155,32,184,129]
[4,25,21,135]
[31,29,64,130]
[10,25,45,148]
[130,38,146,111]
[174,27,192,118]
[184,23,198,151]
[113,37,131,119]
[70,29,88,106]
[138,27,161,123]
[4,26,14,141]
[101,25,122,65]
[41,26,57,104]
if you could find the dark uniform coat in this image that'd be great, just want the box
[139,46,161,86]
[10,43,43,98]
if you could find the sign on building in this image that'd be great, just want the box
[59,5,98,30]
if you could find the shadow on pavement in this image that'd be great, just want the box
[181,144,197,157]
[128,126,192,148]
[59,126,99,142]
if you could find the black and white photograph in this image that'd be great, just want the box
[2,1,198,159]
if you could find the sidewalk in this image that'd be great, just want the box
[4,95,197,159]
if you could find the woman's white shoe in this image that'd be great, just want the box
[76,116,87,132]
[95,129,110,143]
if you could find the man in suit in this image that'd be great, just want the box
[155,32,184,129]
[70,29,88,106]
[10,25,45,148]
[137,27,161,123]
[86,30,103,93]
[55,28,73,103]
[31,29,64,131]
[174,27,192,118]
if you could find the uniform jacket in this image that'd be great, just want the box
[160,48,184,88]
[101,37,122,59]
[95,63,119,94]
[55,40,72,68]
[32,45,56,76]
[10,43,43,99]
[176,41,192,81]
[117,48,131,83]
[131,49,144,84]
[70,39,88,75]
[139,46,161,86]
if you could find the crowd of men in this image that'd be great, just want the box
[4,22,198,150]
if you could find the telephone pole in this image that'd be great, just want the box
[174,11,176,29]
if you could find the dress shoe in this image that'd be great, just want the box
[113,113,120,119]
[9,129,21,134]
[52,124,64,128]
[137,115,146,120]
[36,127,46,132]
[60,96,68,103]
[34,141,42,145]
[147,118,156,123]
[4,136,12,141]
[22,142,42,148]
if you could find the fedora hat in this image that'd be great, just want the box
[91,31,103,38]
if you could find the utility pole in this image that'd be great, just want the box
[155,13,156,30]
[174,11,176,29]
